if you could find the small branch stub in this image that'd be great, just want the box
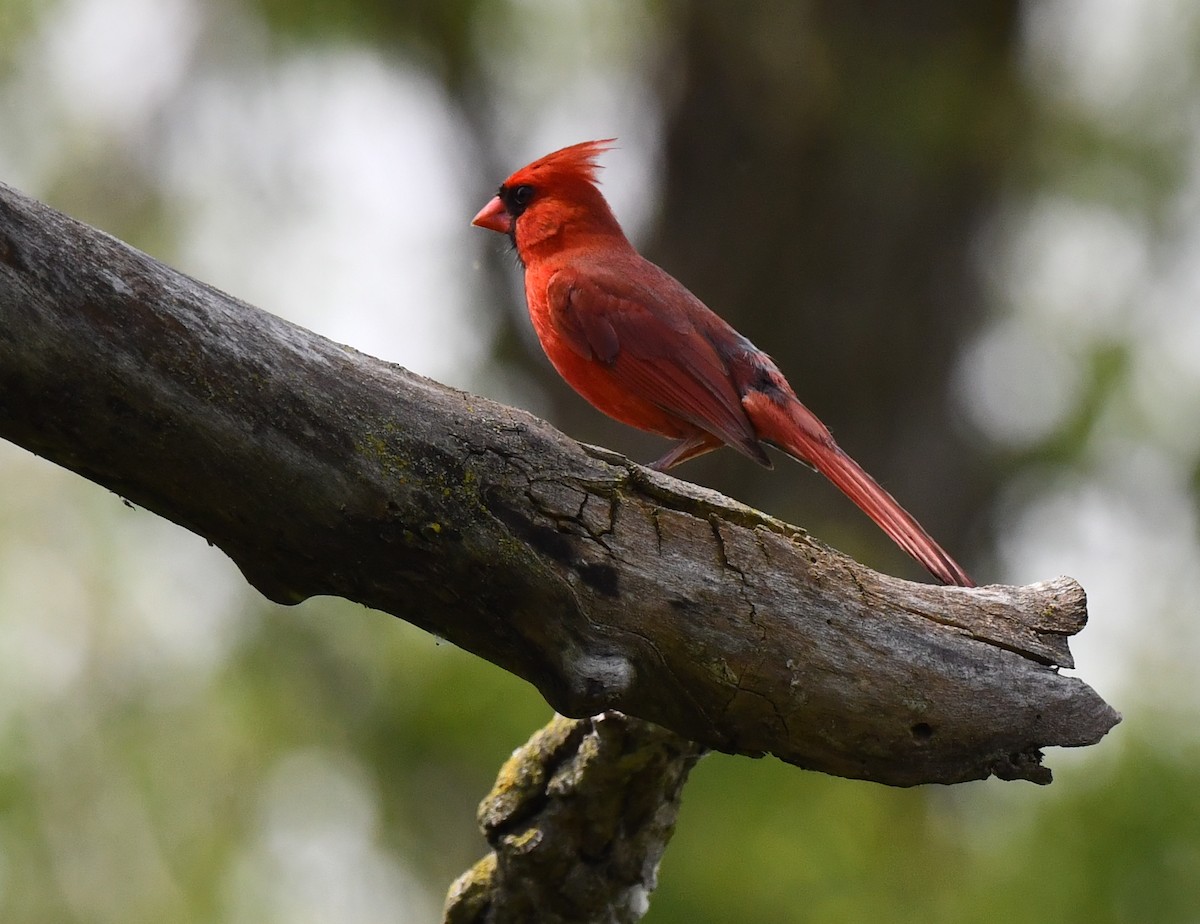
[443,713,704,924]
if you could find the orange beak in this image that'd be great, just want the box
[471,196,511,234]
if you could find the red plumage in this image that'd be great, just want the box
[472,140,974,587]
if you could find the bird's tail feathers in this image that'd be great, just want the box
[746,393,975,587]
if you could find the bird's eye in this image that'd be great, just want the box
[511,184,534,208]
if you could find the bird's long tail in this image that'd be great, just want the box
[744,392,975,587]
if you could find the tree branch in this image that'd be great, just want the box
[0,182,1118,786]
[443,713,703,924]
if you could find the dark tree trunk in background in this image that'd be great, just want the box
[632,1,1024,579]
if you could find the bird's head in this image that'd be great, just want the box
[472,139,626,262]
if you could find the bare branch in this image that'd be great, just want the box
[0,182,1119,787]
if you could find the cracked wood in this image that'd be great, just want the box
[0,182,1119,786]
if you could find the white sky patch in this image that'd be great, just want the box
[39,0,201,134]
[955,315,1084,448]
[221,749,436,923]
[0,541,92,707]
[0,445,250,715]
[0,0,199,189]
[160,46,488,389]
[97,513,251,701]
[991,196,1150,336]
[1022,0,1200,132]
[1129,140,1200,461]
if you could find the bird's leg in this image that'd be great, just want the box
[648,433,722,471]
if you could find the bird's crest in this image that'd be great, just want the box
[505,138,616,188]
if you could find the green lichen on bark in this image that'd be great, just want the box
[444,713,704,924]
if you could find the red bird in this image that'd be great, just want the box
[472,140,974,587]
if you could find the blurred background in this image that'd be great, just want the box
[1,0,1198,920]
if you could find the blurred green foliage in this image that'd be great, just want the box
[1,0,1197,921]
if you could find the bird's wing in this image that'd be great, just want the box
[546,264,769,464]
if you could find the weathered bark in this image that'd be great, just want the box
[443,713,703,924]
[0,182,1118,788]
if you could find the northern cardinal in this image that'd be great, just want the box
[472,140,974,587]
